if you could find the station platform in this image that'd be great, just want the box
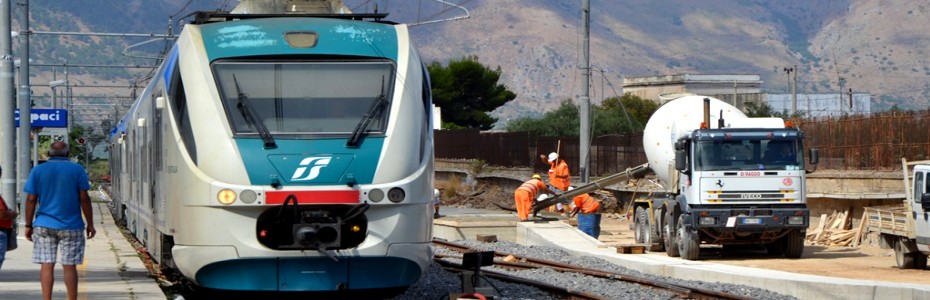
[432,206,930,300]
[0,202,165,300]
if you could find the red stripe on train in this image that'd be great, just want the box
[265,190,360,204]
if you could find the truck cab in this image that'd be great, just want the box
[908,164,930,253]
[672,125,814,259]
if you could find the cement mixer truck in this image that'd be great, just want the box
[634,95,818,260]
[533,95,818,260]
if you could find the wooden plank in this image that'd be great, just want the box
[616,244,647,254]
[813,213,829,241]
[842,207,854,230]
[852,211,867,247]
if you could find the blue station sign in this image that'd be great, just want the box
[15,109,68,128]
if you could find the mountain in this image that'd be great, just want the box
[18,0,930,130]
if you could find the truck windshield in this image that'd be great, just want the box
[213,60,395,136]
[695,139,803,171]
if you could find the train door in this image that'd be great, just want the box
[151,91,165,229]
[911,167,930,252]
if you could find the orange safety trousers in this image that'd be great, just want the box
[514,189,533,220]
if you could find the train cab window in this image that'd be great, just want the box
[213,60,395,136]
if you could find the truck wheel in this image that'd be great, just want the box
[915,254,928,270]
[677,214,700,260]
[664,208,680,257]
[634,207,649,244]
[651,208,666,252]
[766,238,785,256]
[894,239,915,269]
[784,229,805,258]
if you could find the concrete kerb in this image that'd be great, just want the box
[516,221,930,300]
[94,202,166,299]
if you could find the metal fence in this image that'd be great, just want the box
[798,109,930,170]
[435,109,930,173]
[435,130,644,176]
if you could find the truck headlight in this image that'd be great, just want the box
[788,216,805,225]
[699,216,716,225]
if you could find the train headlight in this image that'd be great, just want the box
[240,190,257,204]
[368,189,384,202]
[387,188,405,203]
[284,32,319,48]
[217,189,237,205]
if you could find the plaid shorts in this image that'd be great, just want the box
[32,227,86,265]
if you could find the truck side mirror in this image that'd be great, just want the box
[921,193,930,211]
[675,150,688,172]
[808,148,819,165]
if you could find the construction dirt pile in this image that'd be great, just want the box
[437,182,626,214]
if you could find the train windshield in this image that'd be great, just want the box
[694,139,804,171]
[213,60,395,136]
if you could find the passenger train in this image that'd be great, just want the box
[108,1,434,294]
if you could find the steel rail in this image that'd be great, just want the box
[433,257,606,300]
[433,239,753,300]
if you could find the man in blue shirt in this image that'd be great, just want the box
[24,141,96,300]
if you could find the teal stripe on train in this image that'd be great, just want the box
[199,18,399,61]
[196,256,421,291]
[236,138,383,186]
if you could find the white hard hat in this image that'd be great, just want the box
[434,189,440,197]
[547,152,558,162]
[568,186,575,191]
[537,194,550,201]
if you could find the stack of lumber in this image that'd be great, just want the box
[806,207,863,247]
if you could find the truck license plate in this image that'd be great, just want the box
[741,218,762,225]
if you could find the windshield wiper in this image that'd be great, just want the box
[346,77,388,147]
[233,74,276,149]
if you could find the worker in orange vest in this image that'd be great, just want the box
[540,152,571,192]
[514,174,551,221]
[569,187,602,238]
[540,152,570,213]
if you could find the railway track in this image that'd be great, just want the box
[432,239,754,300]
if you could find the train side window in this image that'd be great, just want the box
[168,62,197,164]
[915,171,924,203]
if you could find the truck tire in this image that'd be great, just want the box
[784,229,805,258]
[915,254,928,270]
[651,208,666,252]
[634,206,649,244]
[765,238,785,256]
[677,214,700,260]
[665,206,680,257]
[895,238,916,269]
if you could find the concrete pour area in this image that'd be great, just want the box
[433,211,930,300]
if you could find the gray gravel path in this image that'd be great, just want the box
[394,240,798,300]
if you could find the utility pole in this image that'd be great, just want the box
[848,88,853,110]
[792,64,797,116]
[579,0,591,183]
[17,0,32,215]
[2,0,19,215]
[783,66,795,115]
[732,80,738,107]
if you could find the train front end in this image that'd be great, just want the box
[164,14,434,293]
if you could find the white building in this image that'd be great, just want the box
[765,93,871,117]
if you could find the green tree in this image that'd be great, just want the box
[429,56,517,130]
[506,94,658,137]
[743,101,807,119]
[596,94,658,133]
[506,100,579,137]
